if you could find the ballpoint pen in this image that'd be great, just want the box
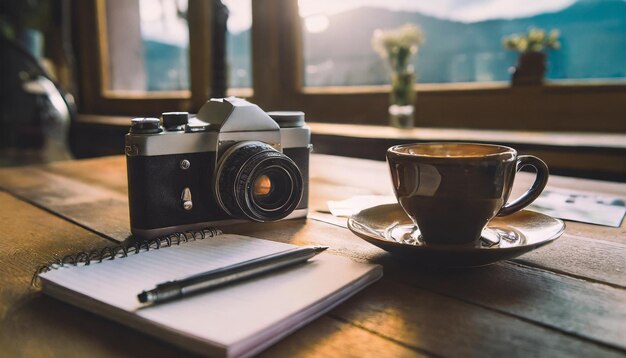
[138,246,328,304]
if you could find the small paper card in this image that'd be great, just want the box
[528,188,626,227]
[327,195,397,217]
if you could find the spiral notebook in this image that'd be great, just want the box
[37,229,382,358]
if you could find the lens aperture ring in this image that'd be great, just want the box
[236,152,302,221]
[216,142,303,221]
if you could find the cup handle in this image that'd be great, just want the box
[497,155,549,217]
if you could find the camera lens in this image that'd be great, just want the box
[215,142,303,222]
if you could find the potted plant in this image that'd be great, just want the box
[503,27,560,86]
[372,24,424,128]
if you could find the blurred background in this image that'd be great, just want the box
[0,0,624,179]
[75,0,626,90]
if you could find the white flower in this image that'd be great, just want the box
[528,28,545,43]
[503,27,561,53]
[372,24,424,60]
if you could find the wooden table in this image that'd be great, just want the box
[1,154,625,357]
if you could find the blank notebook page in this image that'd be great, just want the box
[40,234,381,356]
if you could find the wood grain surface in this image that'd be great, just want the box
[0,154,624,357]
[0,164,130,242]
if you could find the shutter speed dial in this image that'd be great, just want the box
[130,117,161,134]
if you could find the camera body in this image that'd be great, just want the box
[126,98,310,238]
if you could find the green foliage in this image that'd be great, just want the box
[390,71,415,105]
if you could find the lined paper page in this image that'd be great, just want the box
[40,235,381,351]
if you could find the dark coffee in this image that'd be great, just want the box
[387,143,548,245]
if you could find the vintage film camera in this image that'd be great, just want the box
[125,98,310,238]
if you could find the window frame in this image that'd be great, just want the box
[76,0,626,133]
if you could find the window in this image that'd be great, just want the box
[76,0,625,132]
[76,0,252,115]
[299,0,626,86]
[102,0,190,92]
[103,0,254,92]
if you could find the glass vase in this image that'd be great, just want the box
[388,69,416,129]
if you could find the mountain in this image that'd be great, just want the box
[143,40,189,91]
[227,30,252,88]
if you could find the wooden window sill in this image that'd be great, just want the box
[74,114,626,181]
[308,123,626,150]
[309,123,626,182]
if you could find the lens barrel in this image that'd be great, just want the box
[215,142,303,222]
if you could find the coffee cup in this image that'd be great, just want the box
[386,142,548,245]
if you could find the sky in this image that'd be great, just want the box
[139,0,579,42]
[140,0,189,45]
[297,0,577,22]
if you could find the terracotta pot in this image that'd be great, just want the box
[511,52,546,86]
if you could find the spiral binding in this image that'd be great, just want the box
[32,227,223,287]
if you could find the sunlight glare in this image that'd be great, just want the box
[140,0,163,22]
[305,15,329,33]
